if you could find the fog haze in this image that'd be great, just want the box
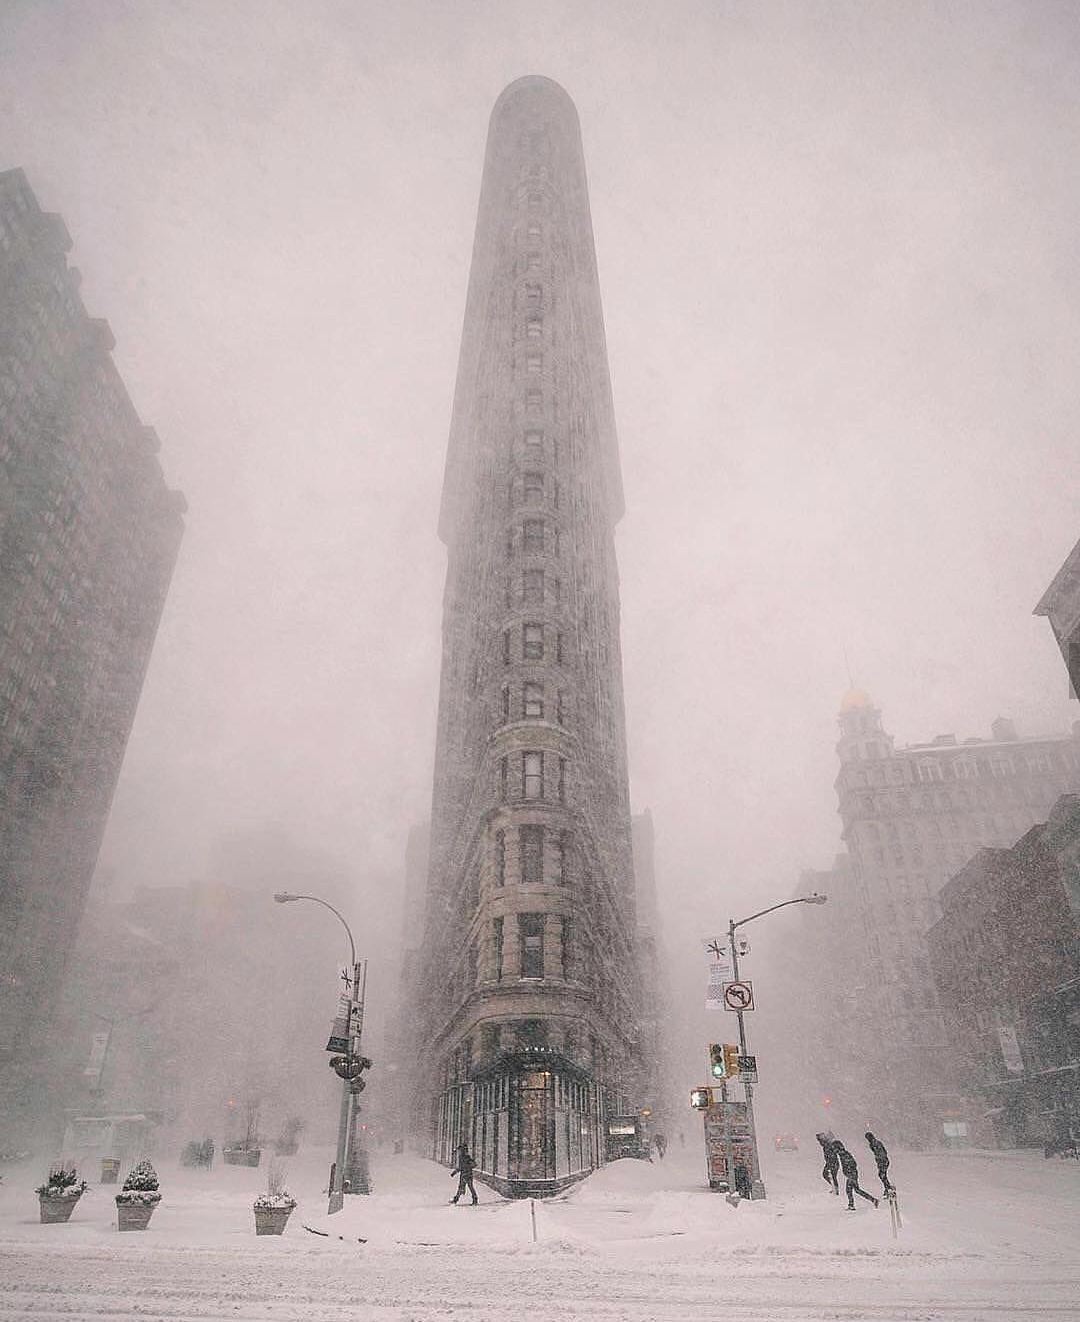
[4,0,1079,1072]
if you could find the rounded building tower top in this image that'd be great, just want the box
[836,686,893,763]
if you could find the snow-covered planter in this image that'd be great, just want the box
[253,1161,295,1234]
[115,1160,162,1231]
[36,1163,88,1224]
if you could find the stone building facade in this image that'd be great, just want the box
[0,168,185,1137]
[1035,538,1080,700]
[927,797,1080,1149]
[834,688,1080,1143]
[410,77,650,1196]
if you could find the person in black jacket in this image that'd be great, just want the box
[865,1131,894,1195]
[816,1132,839,1194]
[836,1143,878,1210]
[450,1144,478,1205]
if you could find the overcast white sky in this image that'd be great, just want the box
[4,1,1080,981]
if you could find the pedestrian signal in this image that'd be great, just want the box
[709,1043,726,1079]
[689,1088,711,1110]
[723,1044,740,1078]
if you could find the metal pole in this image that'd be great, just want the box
[729,919,766,1200]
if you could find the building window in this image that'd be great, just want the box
[553,479,560,510]
[527,251,542,271]
[500,757,508,802]
[556,631,565,665]
[524,429,543,456]
[990,756,1015,777]
[527,223,542,243]
[503,630,511,665]
[520,915,544,979]
[524,569,544,604]
[917,761,943,783]
[526,316,542,339]
[554,830,570,884]
[1027,752,1052,774]
[481,1023,500,1057]
[467,942,479,986]
[526,389,542,414]
[526,353,542,374]
[501,685,510,722]
[523,623,543,660]
[494,917,504,981]
[524,682,544,718]
[561,917,573,977]
[523,471,544,502]
[553,526,561,558]
[556,689,566,725]
[523,519,544,553]
[521,824,544,883]
[954,759,978,779]
[495,829,506,886]
[523,751,544,799]
[558,758,567,803]
[525,283,542,307]
[506,527,514,560]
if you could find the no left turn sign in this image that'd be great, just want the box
[722,980,754,1012]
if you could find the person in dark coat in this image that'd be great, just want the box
[652,1133,667,1160]
[836,1143,878,1210]
[865,1131,894,1195]
[816,1132,839,1194]
[450,1144,478,1204]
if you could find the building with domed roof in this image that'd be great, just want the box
[833,690,1080,1143]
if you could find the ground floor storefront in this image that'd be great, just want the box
[432,1048,620,1197]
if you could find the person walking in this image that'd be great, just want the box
[865,1131,894,1195]
[836,1143,878,1210]
[816,1132,839,1195]
[449,1143,478,1205]
[653,1132,667,1160]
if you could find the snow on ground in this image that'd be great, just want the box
[0,1143,1077,1320]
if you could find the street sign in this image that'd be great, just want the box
[737,1055,758,1082]
[722,980,754,1012]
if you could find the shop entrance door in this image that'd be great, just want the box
[517,1071,552,1180]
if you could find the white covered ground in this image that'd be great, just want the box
[0,1143,1077,1320]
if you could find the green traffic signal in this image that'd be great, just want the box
[708,1043,726,1079]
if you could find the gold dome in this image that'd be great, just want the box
[840,686,874,712]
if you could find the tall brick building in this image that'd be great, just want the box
[835,688,1080,1142]
[0,168,184,1135]
[409,77,651,1195]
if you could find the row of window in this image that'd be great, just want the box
[509,471,561,509]
[499,751,567,802]
[503,623,565,666]
[492,825,572,887]
[490,912,571,981]
[507,518,561,559]
[500,682,566,724]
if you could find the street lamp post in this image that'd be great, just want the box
[727,892,827,1201]
[273,891,364,1214]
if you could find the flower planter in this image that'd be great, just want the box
[223,1146,261,1168]
[39,1193,81,1224]
[253,1205,293,1235]
[116,1200,157,1231]
[100,1158,121,1184]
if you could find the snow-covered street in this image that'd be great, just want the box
[1,1146,1077,1321]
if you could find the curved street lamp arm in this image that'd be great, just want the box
[287,894,356,967]
[732,895,821,932]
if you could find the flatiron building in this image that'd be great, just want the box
[412,77,651,1196]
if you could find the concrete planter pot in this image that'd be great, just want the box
[38,1193,81,1224]
[223,1146,261,1168]
[253,1204,294,1235]
[116,1200,157,1231]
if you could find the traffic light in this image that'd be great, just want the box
[723,1044,740,1079]
[709,1043,726,1079]
[689,1087,711,1110]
